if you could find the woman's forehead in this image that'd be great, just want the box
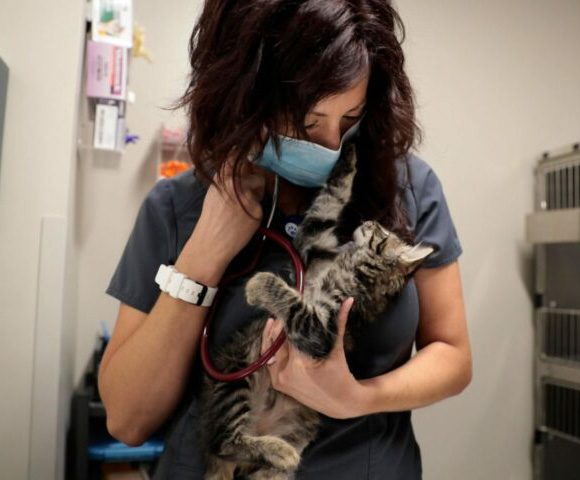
[308,72,369,115]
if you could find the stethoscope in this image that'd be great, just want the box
[200,173,306,382]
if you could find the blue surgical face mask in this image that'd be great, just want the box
[250,115,364,188]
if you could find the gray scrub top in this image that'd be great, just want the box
[105,153,463,479]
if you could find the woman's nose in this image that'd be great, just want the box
[311,125,345,150]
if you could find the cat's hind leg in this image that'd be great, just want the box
[215,433,300,473]
[238,405,319,479]
[204,454,236,480]
[204,378,300,473]
[244,468,292,480]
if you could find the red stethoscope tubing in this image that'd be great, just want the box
[200,225,305,382]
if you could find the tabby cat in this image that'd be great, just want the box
[199,143,434,480]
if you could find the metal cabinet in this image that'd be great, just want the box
[526,144,580,480]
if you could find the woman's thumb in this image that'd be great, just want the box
[338,297,354,336]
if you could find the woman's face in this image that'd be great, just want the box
[280,71,369,150]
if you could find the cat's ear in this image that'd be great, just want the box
[400,243,435,267]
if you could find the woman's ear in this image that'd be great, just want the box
[249,123,275,162]
[258,125,269,144]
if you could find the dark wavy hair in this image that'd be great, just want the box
[171,0,421,241]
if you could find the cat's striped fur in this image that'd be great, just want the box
[199,143,433,479]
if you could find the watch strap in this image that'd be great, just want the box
[155,264,218,307]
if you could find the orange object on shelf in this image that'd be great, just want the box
[157,125,192,179]
[158,159,191,178]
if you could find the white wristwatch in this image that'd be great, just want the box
[155,264,218,307]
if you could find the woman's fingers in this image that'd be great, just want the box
[265,318,286,367]
[338,297,354,336]
[261,318,274,355]
[268,340,290,390]
[217,156,265,212]
[325,297,354,359]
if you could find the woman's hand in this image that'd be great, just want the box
[191,155,266,266]
[260,297,366,419]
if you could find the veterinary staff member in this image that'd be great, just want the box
[98,1,472,478]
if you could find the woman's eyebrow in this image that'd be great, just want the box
[311,101,367,117]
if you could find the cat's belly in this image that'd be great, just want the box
[249,368,304,438]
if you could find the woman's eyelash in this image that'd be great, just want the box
[305,115,363,129]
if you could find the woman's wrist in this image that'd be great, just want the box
[174,235,230,288]
[353,377,383,417]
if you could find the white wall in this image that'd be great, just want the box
[0,1,85,479]
[397,1,580,479]
[1,0,579,479]
[75,0,201,382]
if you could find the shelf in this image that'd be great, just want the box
[78,142,125,156]
[537,358,580,384]
[537,427,580,448]
[526,208,580,243]
[156,125,192,179]
[88,400,107,417]
[88,437,164,462]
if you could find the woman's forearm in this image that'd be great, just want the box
[98,235,228,446]
[355,341,472,415]
[99,294,207,445]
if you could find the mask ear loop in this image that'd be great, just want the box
[262,173,279,241]
[247,140,278,236]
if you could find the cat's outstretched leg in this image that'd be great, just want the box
[245,272,338,358]
[293,143,358,263]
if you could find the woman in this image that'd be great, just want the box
[98,1,472,478]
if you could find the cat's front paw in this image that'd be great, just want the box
[245,272,282,307]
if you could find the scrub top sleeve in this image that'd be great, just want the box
[105,178,176,314]
[412,159,463,269]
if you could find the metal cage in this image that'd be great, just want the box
[534,144,580,209]
[537,308,580,363]
[527,143,580,480]
[543,381,580,442]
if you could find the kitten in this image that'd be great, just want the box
[199,143,434,480]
